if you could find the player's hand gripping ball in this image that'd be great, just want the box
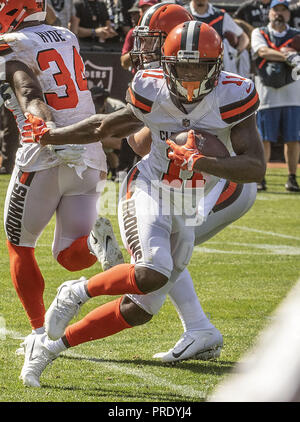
[166,129,229,172]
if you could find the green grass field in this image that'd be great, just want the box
[0,168,300,403]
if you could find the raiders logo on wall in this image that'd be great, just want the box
[84,60,113,92]
[50,0,65,12]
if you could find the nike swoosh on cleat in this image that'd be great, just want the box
[172,340,195,359]
[105,235,112,251]
[91,233,98,244]
[29,338,36,361]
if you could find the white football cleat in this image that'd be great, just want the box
[20,333,57,387]
[88,216,124,271]
[45,278,86,340]
[153,328,223,363]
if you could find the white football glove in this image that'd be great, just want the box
[48,144,86,165]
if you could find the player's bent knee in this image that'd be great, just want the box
[134,266,168,294]
[120,295,153,326]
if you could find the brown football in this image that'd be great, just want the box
[169,130,230,158]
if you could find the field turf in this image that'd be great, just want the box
[0,167,300,403]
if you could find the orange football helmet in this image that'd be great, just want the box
[130,2,193,70]
[162,21,223,103]
[0,0,46,34]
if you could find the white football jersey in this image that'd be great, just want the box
[0,24,106,172]
[127,69,259,196]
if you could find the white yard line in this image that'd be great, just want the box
[195,244,300,255]
[1,328,205,400]
[228,225,300,241]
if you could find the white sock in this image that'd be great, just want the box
[169,268,214,332]
[44,336,67,355]
[71,277,91,303]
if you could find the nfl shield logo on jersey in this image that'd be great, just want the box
[182,119,190,128]
[84,60,113,92]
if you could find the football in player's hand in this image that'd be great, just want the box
[169,130,230,158]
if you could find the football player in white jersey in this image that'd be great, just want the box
[18,21,265,387]
[0,0,123,351]
[125,2,258,363]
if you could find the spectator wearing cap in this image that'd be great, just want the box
[120,0,158,71]
[251,0,300,191]
[72,0,118,50]
[185,0,250,76]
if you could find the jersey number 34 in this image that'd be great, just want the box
[37,46,88,110]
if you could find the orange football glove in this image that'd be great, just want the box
[166,130,204,172]
[22,113,50,143]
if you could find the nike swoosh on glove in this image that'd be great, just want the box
[51,144,86,166]
[166,130,204,172]
[22,113,51,143]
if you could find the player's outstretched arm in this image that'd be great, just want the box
[38,105,144,146]
[6,60,54,123]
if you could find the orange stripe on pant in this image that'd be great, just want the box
[126,167,138,199]
[215,181,238,206]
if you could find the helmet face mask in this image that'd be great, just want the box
[162,21,223,104]
[163,57,223,103]
[0,0,46,34]
[131,27,165,70]
[130,3,193,71]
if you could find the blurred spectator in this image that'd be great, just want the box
[251,0,300,192]
[105,0,135,41]
[90,86,139,180]
[49,0,77,29]
[234,18,257,77]
[72,0,118,50]
[185,0,250,76]
[46,2,62,25]
[120,0,158,71]
[234,0,271,28]
[290,0,300,29]
[120,0,141,71]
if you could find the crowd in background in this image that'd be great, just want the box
[0,0,300,191]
